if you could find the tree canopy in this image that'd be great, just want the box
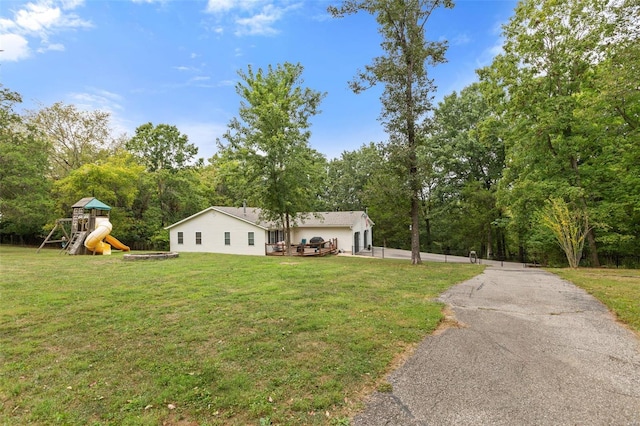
[330,0,454,264]
[478,0,640,266]
[26,102,113,180]
[126,122,199,172]
[3,0,639,267]
[0,86,53,242]
[217,62,326,253]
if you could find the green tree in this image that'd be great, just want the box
[126,123,204,229]
[53,151,144,209]
[126,122,199,172]
[480,0,638,266]
[539,197,590,269]
[361,147,412,249]
[53,151,146,244]
[206,151,255,207]
[0,86,54,243]
[577,39,640,261]
[329,0,454,264]
[429,83,505,258]
[322,142,384,211]
[27,102,113,180]
[197,159,235,207]
[218,62,326,254]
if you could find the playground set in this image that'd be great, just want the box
[37,197,130,255]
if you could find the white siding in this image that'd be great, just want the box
[168,207,374,256]
[169,210,267,255]
[291,227,353,253]
[292,213,372,253]
[351,214,373,253]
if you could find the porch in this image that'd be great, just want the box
[265,238,338,256]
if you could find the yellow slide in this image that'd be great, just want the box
[84,219,112,254]
[84,218,129,254]
[105,234,130,251]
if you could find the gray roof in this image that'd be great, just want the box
[165,206,373,230]
[297,211,373,227]
[213,206,277,228]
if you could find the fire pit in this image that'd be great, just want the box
[123,252,179,261]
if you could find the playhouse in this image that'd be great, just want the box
[37,197,130,255]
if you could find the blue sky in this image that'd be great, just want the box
[1,0,517,160]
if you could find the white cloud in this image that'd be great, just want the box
[14,2,61,32]
[60,0,85,9]
[37,41,65,53]
[204,1,302,37]
[0,33,31,61]
[235,4,282,36]
[67,88,131,137]
[0,0,91,62]
[0,17,18,31]
[131,0,171,7]
[12,1,91,33]
[93,88,124,102]
[69,88,124,112]
[206,0,236,13]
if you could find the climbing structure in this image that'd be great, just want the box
[37,197,130,255]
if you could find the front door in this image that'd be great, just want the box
[354,232,360,254]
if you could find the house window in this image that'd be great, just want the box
[268,230,284,244]
[224,232,231,245]
[177,232,183,244]
[196,232,202,245]
[248,232,255,246]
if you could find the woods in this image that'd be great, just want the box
[1,0,638,267]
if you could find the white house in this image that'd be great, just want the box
[165,206,374,256]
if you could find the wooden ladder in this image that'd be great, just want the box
[67,231,87,255]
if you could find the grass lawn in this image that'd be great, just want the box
[551,268,640,334]
[0,246,483,425]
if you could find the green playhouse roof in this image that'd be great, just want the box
[72,197,112,211]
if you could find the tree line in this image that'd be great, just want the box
[1,0,638,267]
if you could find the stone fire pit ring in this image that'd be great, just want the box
[123,252,179,261]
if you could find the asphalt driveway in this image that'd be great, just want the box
[353,267,640,425]
[364,248,525,269]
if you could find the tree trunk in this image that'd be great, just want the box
[569,154,600,267]
[586,227,599,267]
[157,176,165,227]
[486,225,493,259]
[500,229,507,260]
[284,213,292,256]
[410,194,422,265]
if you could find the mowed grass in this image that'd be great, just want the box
[0,246,483,425]
[551,268,640,333]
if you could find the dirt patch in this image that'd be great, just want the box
[433,306,467,336]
